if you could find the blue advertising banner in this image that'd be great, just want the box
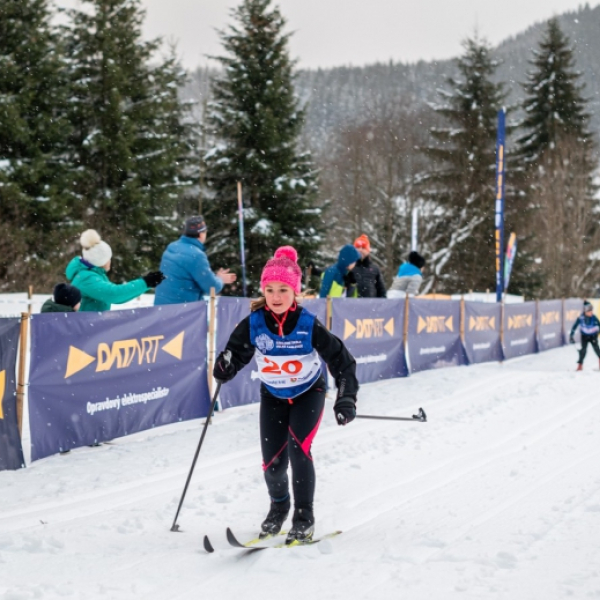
[215,297,255,410]
[217,298,328,410]
[537,300,563,352]
[406,299,465,373]
[0,318,25,471]
[463,302,503,364]
[28,303,209,461]
[502,302,537,359]
[563,298,583,345]
[330,298,407,383]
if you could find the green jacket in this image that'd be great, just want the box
[65,257,148,312]
[41,299,75,313]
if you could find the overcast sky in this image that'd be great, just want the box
[56,0,596,70]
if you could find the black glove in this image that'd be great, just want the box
[569,335,575,344]
[343,270,356,286]
[213,350,235,383]
[334,396,356,426]
[143,271,165,288]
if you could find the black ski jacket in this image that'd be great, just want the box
[353,256,386,298]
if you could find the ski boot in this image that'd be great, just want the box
[576,363,583,371]
[260,497,290,538]
[286,504,315,544]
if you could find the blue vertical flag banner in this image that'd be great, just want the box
[28,304,210,461]
[463,302,503,364]
[504,232,517,291]
[330,298,407,383]
[495,109,506,302]
[502,302,537,359]
[0,318,25,471]
[406,299,466,373]
[216,298,328,410]
[537,300,563,352]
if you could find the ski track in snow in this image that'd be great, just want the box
[2,346,600,599]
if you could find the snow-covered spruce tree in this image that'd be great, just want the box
[202,0,322,295]
[516,18,598,298]
[420,37,506,293]
[0,0,72,291]
[64,0,198,280]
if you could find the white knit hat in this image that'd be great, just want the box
[80,229,112,268]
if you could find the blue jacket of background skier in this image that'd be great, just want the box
[154,236,223,305]
[397,262,422,278]
[319,245,361,298]
[570,313,600,338]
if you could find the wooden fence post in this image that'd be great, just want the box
[208,288,216,396]
[16,312,29,435]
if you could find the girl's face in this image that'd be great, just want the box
[264,282,295,314]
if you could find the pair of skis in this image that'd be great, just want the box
[203,527,342,553]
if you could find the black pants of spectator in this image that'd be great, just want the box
[578,335,600,364]
[259,376,326,508]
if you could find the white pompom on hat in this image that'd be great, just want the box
[80,229,112,268]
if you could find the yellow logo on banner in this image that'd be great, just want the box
[343,318,394,340]
[469,316,496,331]
[64,331,185,378]
[541,311,560,325]
[0,370,5,419]
[508,314,533,330]
[417,315,453,334]
[566,309,579,322]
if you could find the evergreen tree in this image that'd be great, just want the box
[202,0,322,295]
[0,0,71,290]
[64,0,198,280]
[420,37,506,292]
[517,18,598,298]
[518,18,592,161]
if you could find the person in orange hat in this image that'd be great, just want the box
[352,234,387,298]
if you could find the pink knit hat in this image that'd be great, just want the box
[260,246,302,294]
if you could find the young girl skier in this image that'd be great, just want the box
[213,246,359,544]
[569,300,600,371]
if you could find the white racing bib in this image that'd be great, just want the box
[251,349,321,390]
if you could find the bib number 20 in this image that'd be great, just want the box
[262,357,302,375]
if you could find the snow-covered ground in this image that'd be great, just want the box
[2,345,599,600]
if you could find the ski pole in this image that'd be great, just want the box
[171,354,229,532]
[356,407,427,423]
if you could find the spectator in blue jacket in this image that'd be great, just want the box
[390,251,426,295]
[154,216,237,305]
[319,245,361,298]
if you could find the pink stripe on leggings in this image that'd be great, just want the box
[262,441,288,471]
[289,409,324,459]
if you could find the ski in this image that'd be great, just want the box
[226,526,342,550]
[203,530,286,553]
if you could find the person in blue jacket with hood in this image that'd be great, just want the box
[319,244,361,298]
[154,216,237,305]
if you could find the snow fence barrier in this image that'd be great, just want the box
[0,295,588,467]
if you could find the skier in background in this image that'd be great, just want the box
[569,300,600,371]
[213,246,359,544]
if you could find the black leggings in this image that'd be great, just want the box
[259,377,326,508]
[579,335,600,364]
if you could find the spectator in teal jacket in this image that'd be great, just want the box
[66,229,164,312]
[154,216,236,305]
